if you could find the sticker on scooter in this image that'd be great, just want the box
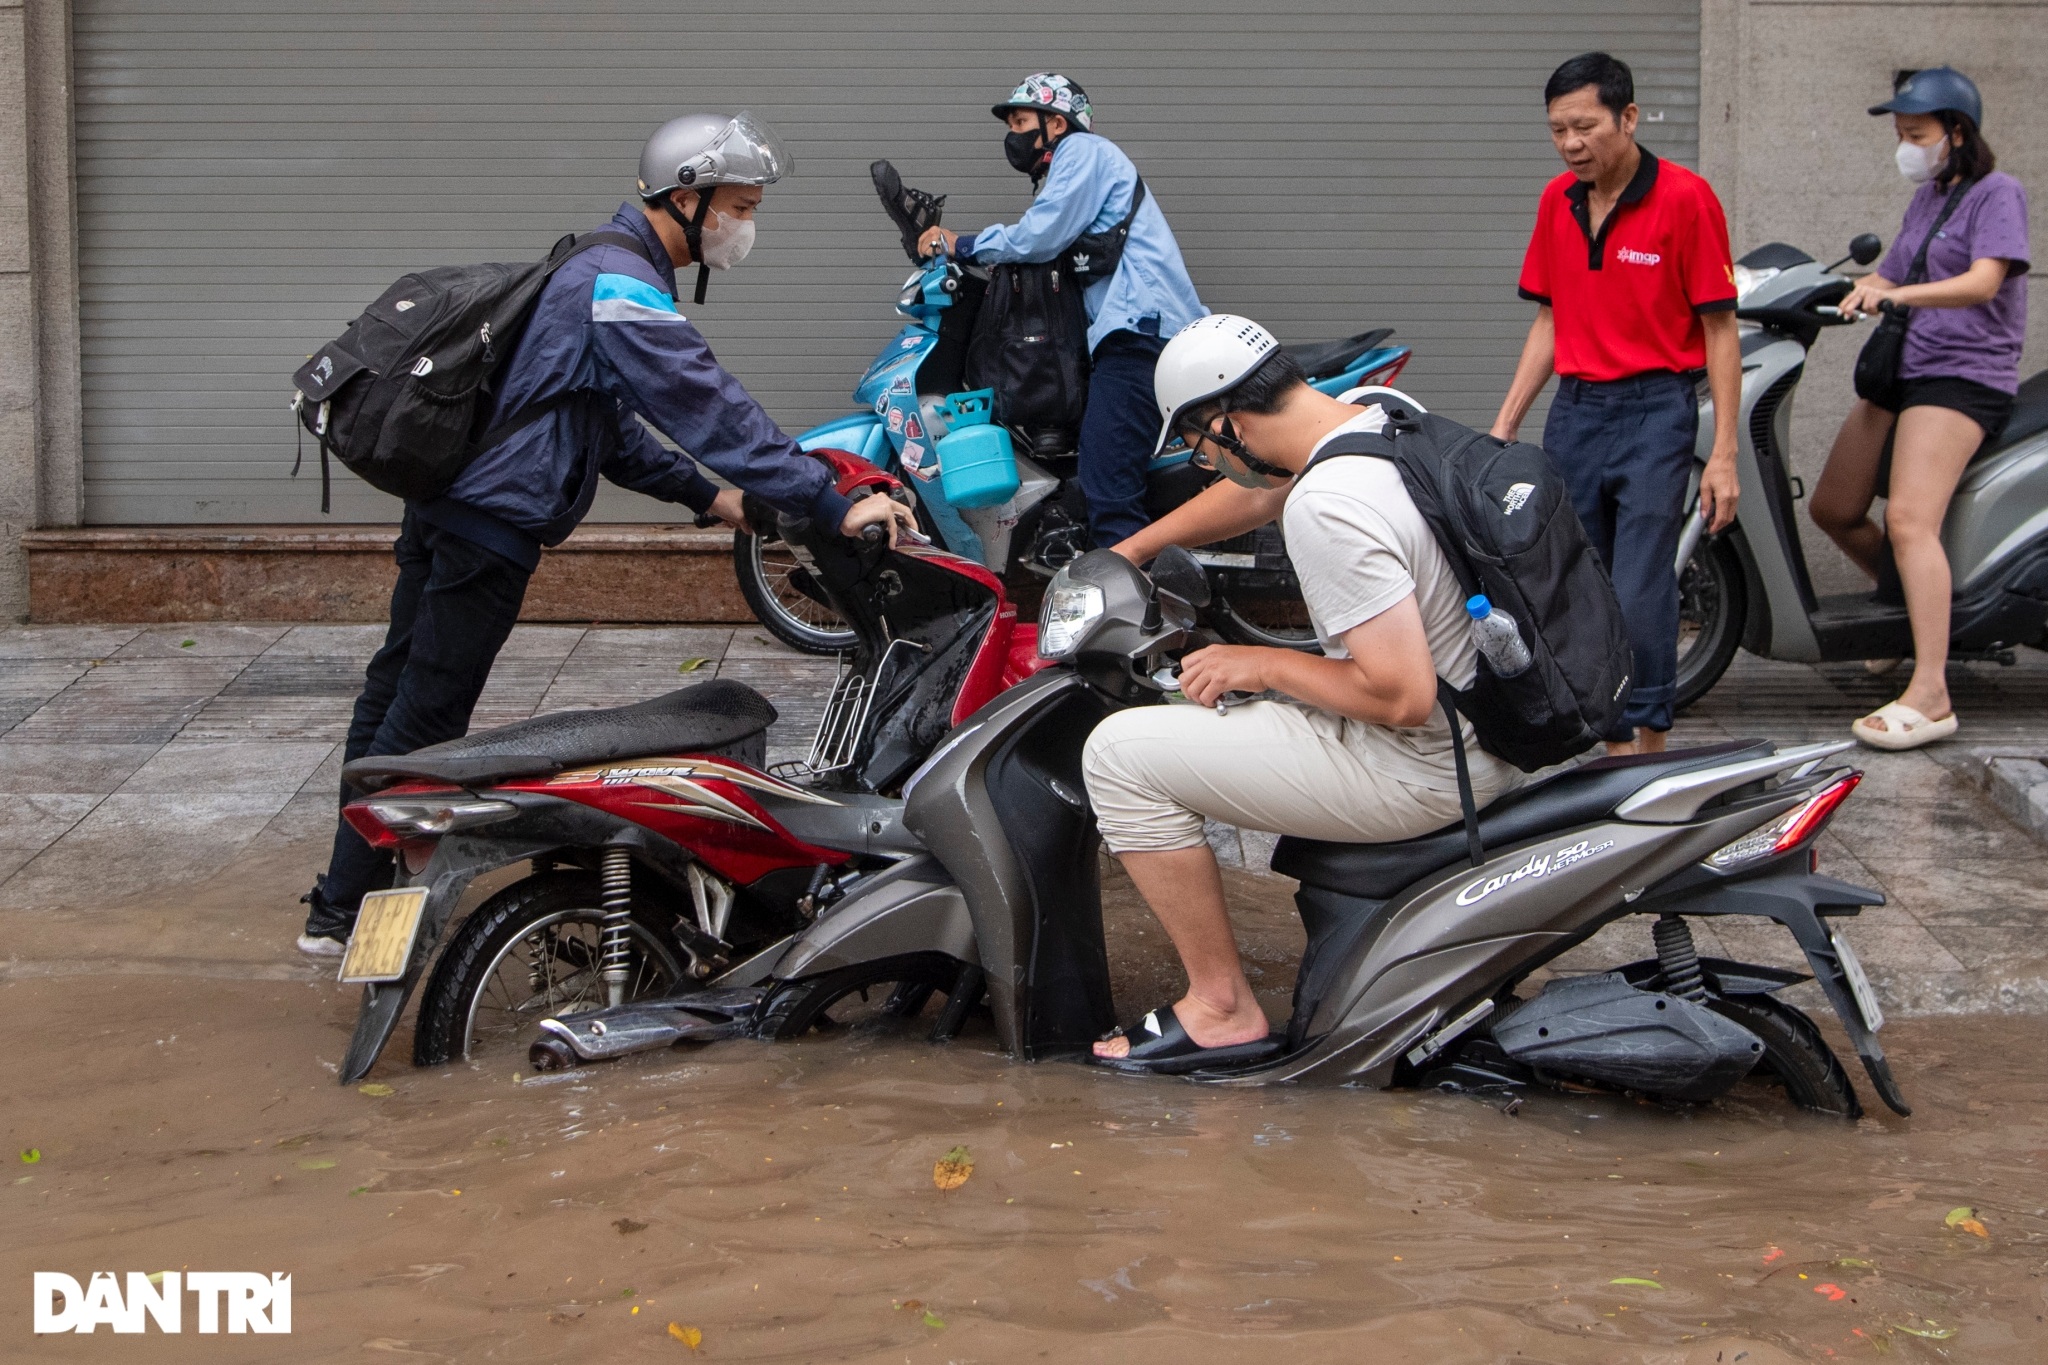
[1455,837,1614,906]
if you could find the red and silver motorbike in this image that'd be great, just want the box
[331,451,1046,1083]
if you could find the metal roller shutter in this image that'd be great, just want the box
[74,0,1699,524]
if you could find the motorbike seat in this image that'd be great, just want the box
[341,679,778,793]
[1281,328,1395,381]
[1981,368,2048,461]
[1270,740,1768,899]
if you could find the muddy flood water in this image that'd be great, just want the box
[6,846,2048,1362]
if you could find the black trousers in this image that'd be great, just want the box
[304,512,531,936]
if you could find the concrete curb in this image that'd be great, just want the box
[1967,748,2048,848]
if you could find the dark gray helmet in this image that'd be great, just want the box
[1868,67,1983,128]
[636,111,794,200]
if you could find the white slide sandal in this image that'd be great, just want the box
[1851,700,1959,751]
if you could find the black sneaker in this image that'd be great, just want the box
[298,880,355,958]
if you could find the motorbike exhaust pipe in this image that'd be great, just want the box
[527,987,770,1070]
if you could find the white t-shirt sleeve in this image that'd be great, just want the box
[1283,486,1417,648]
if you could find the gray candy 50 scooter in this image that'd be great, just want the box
[542,543,1906,1119]
[1673,232,2048,709]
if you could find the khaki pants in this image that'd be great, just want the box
[1081,699,1522,855]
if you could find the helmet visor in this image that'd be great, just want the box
[705,111,794,185]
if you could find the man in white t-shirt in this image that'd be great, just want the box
[1082,314,1522,1072]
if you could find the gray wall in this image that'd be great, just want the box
[1702,0,2048,594]
[69,0,1698,525]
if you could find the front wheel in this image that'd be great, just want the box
[734,530,857,656]
[1673,535,1747,713]
[413,872,690,1067]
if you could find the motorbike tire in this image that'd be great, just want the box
[1706,993,1861,1118]
[413,872,691,1068]
[1673,535,1747,714]
[757,953,971,1040]
[734,530,857,656]
[1210,591,1323,653]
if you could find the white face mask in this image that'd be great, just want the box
[1895,137,1947,184]
[698,208,756,270]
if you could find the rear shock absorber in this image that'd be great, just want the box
[1653,913,1707,1002]
[598,845,634,1007]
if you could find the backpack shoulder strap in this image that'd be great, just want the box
[1299,428,1399,477]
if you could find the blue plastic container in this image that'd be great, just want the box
[935,390,1020,509]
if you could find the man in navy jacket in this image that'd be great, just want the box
[299,112,910,954]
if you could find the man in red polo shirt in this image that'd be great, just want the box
[1491,51,1741,754]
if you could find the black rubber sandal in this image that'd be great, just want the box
[1093,1005,1282,1075]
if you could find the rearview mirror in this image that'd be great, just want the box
[1149,544,1211,609]
[1848,232,1883,266]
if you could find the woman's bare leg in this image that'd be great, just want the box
[1868,404,1983,728]
[1091,845,1271,1059]
[1809,400,1897,579]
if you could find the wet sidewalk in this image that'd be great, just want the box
[0,622,2042,1016]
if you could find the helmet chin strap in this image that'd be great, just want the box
[660,188,718,305]
[1206,413,1294,482]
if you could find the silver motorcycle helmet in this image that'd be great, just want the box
[636,112,794,304]
[637,110,794,199]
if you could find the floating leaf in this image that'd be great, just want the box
[1837,1257,1875,1269]
[676,658,711,674]
[145,1272,165,1285]
[179,639,196,649]
[359,1083,395,1097]
[1893,1323,1957,1340]
[895,1299,924,1312]
[1609,1277,1663,1289]
[614,1217,648,1235]
[933,1145,974,1191]
[297,1159,337,1171]
[275,1133,317,1149]
[667,1321,702,1349]
[1944,1206,1990,1238]
[921,1311,946,1329]
[349,1186,369,1197]
[19,1148,40,1165]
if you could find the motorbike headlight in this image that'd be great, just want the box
[1732,264,1780,302]
[1038,582,1105,659]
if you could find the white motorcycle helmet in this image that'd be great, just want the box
[1151,313,1281,455]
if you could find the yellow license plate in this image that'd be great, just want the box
[337,888,429,983]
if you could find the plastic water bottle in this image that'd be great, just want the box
[1467,595,1533,676]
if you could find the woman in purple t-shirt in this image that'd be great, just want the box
[1809,67,2030,751]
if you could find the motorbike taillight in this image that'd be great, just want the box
[1704,772,1860,871]
[1358,354,1411,388]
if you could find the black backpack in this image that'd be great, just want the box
[291,230,651,511]
[964,260,1091,459]
[1307,410,1633,855]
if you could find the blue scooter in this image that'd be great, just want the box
[733,160,1413,654]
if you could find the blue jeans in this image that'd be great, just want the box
[1543,371,1699,735]
[303,511,531,937]
[1078,328,1167,546]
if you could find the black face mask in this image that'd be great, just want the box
[1003,126,1048,176]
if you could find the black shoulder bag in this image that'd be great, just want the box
[1853,178,1974,409]
[1066,178,1146,284]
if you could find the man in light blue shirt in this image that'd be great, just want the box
[921,73,1207,544]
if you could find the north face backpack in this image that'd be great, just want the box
[290,230,651,512]
[1306,408,1633,855]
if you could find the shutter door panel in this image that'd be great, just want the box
[75,0,1699,523]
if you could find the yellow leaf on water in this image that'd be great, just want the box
[297,1159,337,1171]
[358,1083,395,1097]
[676,658,711,673]
[933,1145,973,1191]
[667,1321,702,1349]
[1609,1278,1663,1289]
[921,1311,946,1329]
[19,1148,40,1164]
[1944,1206,1990,1237]
[1893,1323,1957,1339]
